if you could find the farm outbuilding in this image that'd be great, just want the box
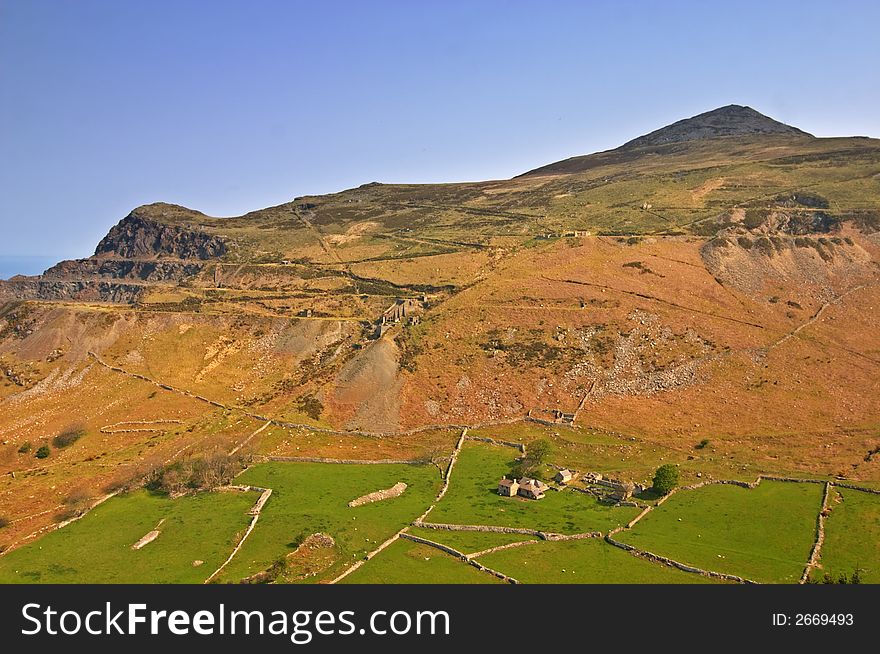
[609,481,635,502]
[555,469,574,484]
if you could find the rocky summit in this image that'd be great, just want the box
[621,104,813,148]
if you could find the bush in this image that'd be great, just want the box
[652,464,680,495]
[63,488,92,508]
[0,516,9,529]
[17,441,31,454]
[35,445,51,459]
[295,394,323,421]
[813,569,863,584]
[102,474,138,495]
[743,209,766,229]
[695,439,710,450]
[53,425,87,448]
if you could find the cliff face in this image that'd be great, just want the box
[95,212,226,260]
[0,278,148,303]
[43,258,204,282]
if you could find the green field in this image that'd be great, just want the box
[476,538,720,584]
[405,527,538,555]
[813,488,880,583]
[0,489,257,583]
[427,442,640,534]
[215,462,441,583]
[618,481,823,583]
[340,538,502,584]
[4,456,875,585]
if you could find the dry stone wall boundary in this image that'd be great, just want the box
[399,532,519,584]
[800,481,831,584]
[413,521,546,538]
[327,528,407,584]
[101,419,183,434]
[268,456,418,465]
[605,534,757,584]
[465,539,540,559]
[464,435,525,453]
[204,486,272,583]
[833,482,880,495]
[348,482,407,507]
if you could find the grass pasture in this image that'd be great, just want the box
[427,442,640,534]
[339,538,501,584]
[813,487,880,583]
[0,489,257,583]
[215,462,441,583]
[476,538,720,584]
[618,481,823,583]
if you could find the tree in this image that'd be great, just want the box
[35,445,50,459]
[652,464,679,495]
[526,439,553,466]
[509,462,528,480]
[512,439,554,480]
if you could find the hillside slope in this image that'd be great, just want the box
[1,106,878,546]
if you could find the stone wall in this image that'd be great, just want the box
[827,481,880,495]
[399,532,519,584]
[348,482,407,507]
[605,534,756,584]
[414,521,546,538]
[465,435,526,453]
[269,456,417,465]
[204,485,272,583]
[101,419,182,434]
[466,539,539,560]
[800,481,831,584]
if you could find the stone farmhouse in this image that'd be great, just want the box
[518,478,549,499]
[497,477,549,499]
[498,478,519,497]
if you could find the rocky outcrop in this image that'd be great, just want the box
[43,258,204,282]
[0,278,147,303]
[0,206,219,303]
[95,211,226,260]
[700,232,873,293]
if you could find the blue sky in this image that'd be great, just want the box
[1,0,879,261]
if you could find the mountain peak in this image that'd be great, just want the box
[621,104,813,148]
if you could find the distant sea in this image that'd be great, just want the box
[0,255,60,280]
